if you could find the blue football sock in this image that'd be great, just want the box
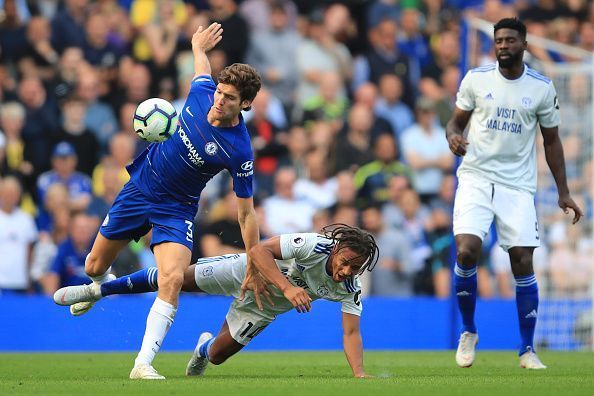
[100,267,159,296]
[199,337,215,360]
[515,274,539,356]
[454,263,478,334]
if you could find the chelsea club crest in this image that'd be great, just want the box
[205,142,218,156]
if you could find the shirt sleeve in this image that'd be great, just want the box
[536,82,560,128]
[340,278,363,316]
[229,137,255,199]
[279,233,319,264]
[455,71,475,111]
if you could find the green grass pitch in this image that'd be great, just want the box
[1,351,593,396]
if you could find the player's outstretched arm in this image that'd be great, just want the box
[342,312,371,378]
[249,236,312,313]
[192,22,223,78]
[236,197,272,310]
[541,126,583,224]
[445,107,472,157]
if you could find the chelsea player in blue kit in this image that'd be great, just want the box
[70,23,264,379]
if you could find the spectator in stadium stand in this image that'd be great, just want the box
[361,203,414,296]
[55,95,100,177]
[352,82,395,143]
[401,97,453,204]
[75,67,118,151]
[37,142,92,213]
[294,149,338,210]
[294,7,352,117]
[115,63,152,110]
[278,125,310,179]
[302,71,349,129]
[117,102,151,156]
[381,174,413,230]
[333,104,374,173]
[354,133,412,208]
[398,8,431,74]
[208,0,250,65]
[50,0,88,53]
[0,102,34,185]
[82,12,124,68]
[91,133,134,198]
[87,159,126,222]
[0,176,38,294]
[39,212,97,295]
[133,0,183,97]
[36,182,70,234]
[352,18,415,108]
[17,76,60,181]
[374,73,415,142]
[246,0,301,112]
[262,167,316,235]
[421,30,459,86]
[0,0,28,65]
[396,188,433,294]
[200,189,245,257]
[239,0,298,33]
[245,88,288,198]
[49,47,85,101]
[22,16,59,80]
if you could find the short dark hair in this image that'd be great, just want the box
[321,223,379,275]
[218,63,262,111]
[494,17,527,40]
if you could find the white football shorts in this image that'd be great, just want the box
[193,254,276,345]
[453,174,540,251]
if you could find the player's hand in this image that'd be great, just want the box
[283,285,312,313]
[447,134,469,156]
[240,271,274,311]
[192,22,223,52]
[558,194,583,224]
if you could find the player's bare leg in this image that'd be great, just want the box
[509,247,546,369]
[186,320,245,376]
[131,242,190,379]
[68,234,128,316]
[454,234,482,367]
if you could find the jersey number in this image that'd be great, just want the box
[185,220,193,243]
[239,321,266,340]
[354,290,362,306]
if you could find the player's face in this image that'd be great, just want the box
[330,247,365,282]
[494,28,526,68]
[211,83,248,122]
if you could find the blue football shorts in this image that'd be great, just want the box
[99,181,197,251]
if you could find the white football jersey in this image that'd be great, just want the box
[455,63,560,193]
[277,233,363,316]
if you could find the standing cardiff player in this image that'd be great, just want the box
[446,17,582,369]
[54,224,378,378]
[71,23,265,379]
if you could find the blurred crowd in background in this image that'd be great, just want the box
[0,0,592,300]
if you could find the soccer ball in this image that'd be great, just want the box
[133,98,178,142]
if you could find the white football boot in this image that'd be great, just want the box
[129,364,165,380]
[186,332,214,376]
[519,348,547,369]
[456,331,478,368]
[55,274,115,316]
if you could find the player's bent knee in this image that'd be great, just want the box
[456,247,478,267]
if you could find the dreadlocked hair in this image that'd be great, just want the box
[321,223,379,275]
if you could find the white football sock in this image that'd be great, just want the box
[134,297,177,367]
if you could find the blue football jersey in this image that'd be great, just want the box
[127,75,255,203]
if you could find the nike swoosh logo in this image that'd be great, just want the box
[185,106,194,117]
